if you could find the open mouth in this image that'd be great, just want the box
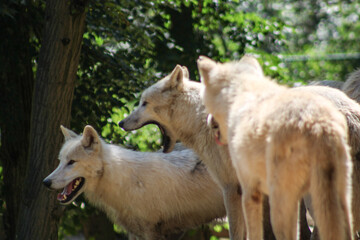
[140,121,172,153]
[214,129,225,146]
[57,177,85,205]
[207,114,225,146]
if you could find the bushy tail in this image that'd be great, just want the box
[310,135,353,240]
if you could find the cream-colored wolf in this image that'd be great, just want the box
[198,55,354,240]
[298,85,360,240]
[43,125,226,240]
[118,65,249,239]
[298,68,360,239]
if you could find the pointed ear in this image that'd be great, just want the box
[197,56,217,86]
[166,65,184,89]
[181,66,190,79]
[239,55,263,75]
[60,125,78,141]
[81,125,101,153]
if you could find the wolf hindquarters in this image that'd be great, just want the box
[198,55,354,240]
[267,125,353,240]
[310,138,353,240]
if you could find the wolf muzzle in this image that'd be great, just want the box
[43,178,52,189]
[118,120,124,128]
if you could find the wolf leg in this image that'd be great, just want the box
[310,160,353,240]
[266,139,304,240]
[269,184,299,240]
[298,199,311,240]
[242,186,263,240]
[223,184,246,240]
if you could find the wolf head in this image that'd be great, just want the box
[118,65,193,153]
[197,55,263,144]
[43,125,104,205]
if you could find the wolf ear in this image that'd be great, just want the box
[60,125,78,141]
[166,65,184,89]
[181,66,190,79]
[197,56,217,86]
[239,55,263,75]
[81,125,101,154]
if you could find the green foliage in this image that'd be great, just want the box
[102,103,162,152]
[2,0,360,239]
[58,201,87,238]
[269,0,360,83]
[71,0,158,134]
[285,50,357,84]
[147,0,286,80]
[63,1,289,238]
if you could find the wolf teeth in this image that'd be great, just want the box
[63,195,67,200]
[73,179,81,191]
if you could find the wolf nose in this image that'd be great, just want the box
[118,120,124,128]
[43,178,52,188]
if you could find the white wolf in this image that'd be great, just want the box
[43,125,226,240]
[118,66,248,239]
[118,65,286,240]
[198,55,353,240]
[307,69,360,240]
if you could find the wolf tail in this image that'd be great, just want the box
[310,131,353,240]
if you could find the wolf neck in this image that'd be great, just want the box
[83,144,141,224]
[173,83,211,145]
[173,82,223,160]
[169,82,234,186]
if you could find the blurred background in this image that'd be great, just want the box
[0,0,359,239]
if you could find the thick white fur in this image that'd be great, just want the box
[306,70,360,238]
[119,65,249,239]
[198,56,354,240]
[44,126,225,240]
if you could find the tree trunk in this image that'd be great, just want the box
[16,0,87,239]
[0,4,35,239]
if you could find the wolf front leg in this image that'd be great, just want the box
[243,187,264,240]
[223,184,246,240]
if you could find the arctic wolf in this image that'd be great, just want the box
[119,65,289,239]
[210,83,360,239]
[297,86,360,240]
[119,65,248,239]
[307,69,360,239]
[43,125,226,240]
[198,55,353,240]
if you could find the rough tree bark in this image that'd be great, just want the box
[15,0,87,239]
[0,4,35,239]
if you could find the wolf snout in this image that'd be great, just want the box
[118,120,125,129]
[118,119,134,131]
[43,178,52,189]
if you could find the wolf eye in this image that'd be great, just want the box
[142,101,148,107]
[67,160,76,166]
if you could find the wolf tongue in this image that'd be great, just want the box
[57,181,74,201]
[65,180,74,195]
[57,192,65,201]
